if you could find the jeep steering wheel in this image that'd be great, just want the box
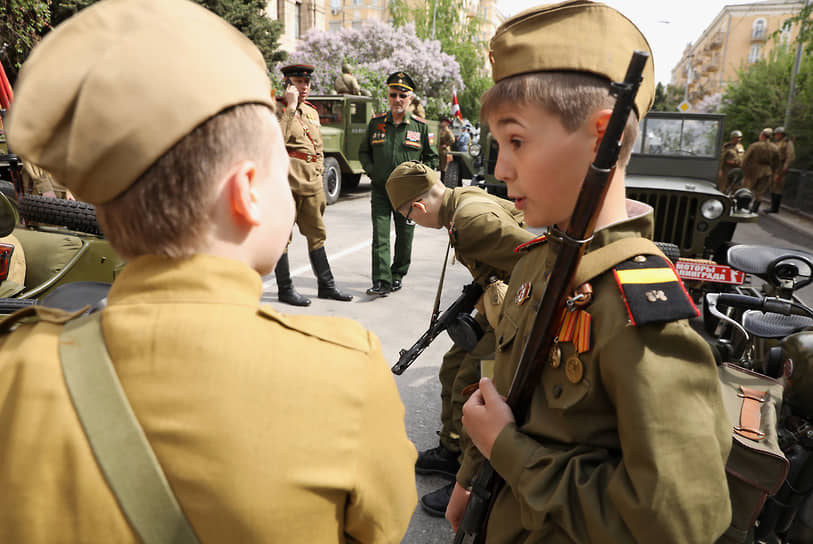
[768,254,813,290]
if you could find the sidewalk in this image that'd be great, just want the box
[756,198,813,242]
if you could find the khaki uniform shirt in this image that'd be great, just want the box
[439,126,456,170]
[335,73,361,95]
[743,140,780,184]
[279,100,324,196]
[438,187,533,286]
[359,111,438,188]
[459,202,732,543]
[777,138,795,172]
[0,255,417,543]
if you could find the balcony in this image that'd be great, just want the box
[709,31,725,49]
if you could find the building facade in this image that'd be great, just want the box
[671,0,805,104]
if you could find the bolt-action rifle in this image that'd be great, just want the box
[454,50,649,544]
[392,281,484,375]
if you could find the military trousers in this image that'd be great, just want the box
[772,172,787,195]
[747,173,773,205]
[370,185,413,284]
[288,190,327,252]
[439,314,494,455]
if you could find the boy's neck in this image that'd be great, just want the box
[563,168,628,232]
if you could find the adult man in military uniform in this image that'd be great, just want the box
[275,63,352,306]
[446,3,732,541]
[334,63,362,95]
[386,160,534,517]
[359,71,438,296]
[438,117,456,183]
[743,127,781,212]
[718,129,744,193]
[768,126,796,214]
[0,1,417,542]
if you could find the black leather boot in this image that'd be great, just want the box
[274,253,311,306]
[309,247,353,301]
[768,193,782,214]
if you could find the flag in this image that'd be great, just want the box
[451,91,462,121]
[0,59,13,110]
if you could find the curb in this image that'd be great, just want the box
[758,208,813,240]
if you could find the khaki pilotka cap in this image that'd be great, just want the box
[488,0,655,119]
[7,0,274,205]
[386,161,438,210]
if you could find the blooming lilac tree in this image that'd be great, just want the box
[278,20,463,117]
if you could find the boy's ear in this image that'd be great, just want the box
[227,161,261,227]
[592,108,613,153]
[413,200,428,214]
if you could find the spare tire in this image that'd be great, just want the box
[20,195,102,235]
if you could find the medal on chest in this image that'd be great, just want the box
[405,130,421,148]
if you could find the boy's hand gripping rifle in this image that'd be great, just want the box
[454,50,649,544]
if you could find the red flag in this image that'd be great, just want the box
[451,91,462,121]
[0,59,13,110]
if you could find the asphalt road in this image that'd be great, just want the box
[263,180,812,543]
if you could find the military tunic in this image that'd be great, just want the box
[774,138,796,194]
[436,187,534,453]
[279,100,327,251]
[459,201,732,543]
[359,111,438,285]
[718,141,744,193]
[439,125,456,173]
[334,73,361,95]
[742,140,780,203]
[0,255,417,543]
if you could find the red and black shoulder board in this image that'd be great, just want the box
[303,100,316,109]
[372,112,387,119]
[612,254,699,326]
[411,115,427,124]
[515,234,547,253]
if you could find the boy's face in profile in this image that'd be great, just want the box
[489,101,598,229]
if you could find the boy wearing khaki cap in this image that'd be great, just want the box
[447,2,732,542]
[386,161,533,517]
[0,0,416,542]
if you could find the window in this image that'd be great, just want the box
[329,20,342,33]
[295,2,302,39]
[748,44,761,63]
[353,0,362,6]
[352,19,362,29]
[752,18,766,40]
[330,0,341,10]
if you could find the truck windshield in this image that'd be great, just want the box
[312,100,343,125]
[633,117,719,158]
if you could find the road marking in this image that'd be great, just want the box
[409,375,434,387]
[262,238,372,290]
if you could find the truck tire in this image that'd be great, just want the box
[323,157,342,205]
[445,160,461,188]
[20,195,102,235]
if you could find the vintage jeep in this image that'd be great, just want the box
[626,112,757,258]
[0,156,124,316]
[308,94,440,204]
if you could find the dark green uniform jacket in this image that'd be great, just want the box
[459,201,732,543]
[358,111,438,186]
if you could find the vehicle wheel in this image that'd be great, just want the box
[343,173,361,190]
[445,160,461,188]
[323,157,342,205]
[20,195,102,235]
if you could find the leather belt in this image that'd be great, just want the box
[288,150,318,163]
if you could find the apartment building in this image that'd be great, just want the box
[671,0,805,104]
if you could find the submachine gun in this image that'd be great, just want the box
[454,50,649,544]
[392,281,484,375]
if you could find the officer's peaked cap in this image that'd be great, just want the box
[281,64,315,78]
[387,71,415,92]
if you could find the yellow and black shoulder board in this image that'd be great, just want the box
[612,254,698,326]
[372,112,387,119]
[514,234,547,253]
[411,115,427,124]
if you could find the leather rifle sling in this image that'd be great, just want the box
[60,312,201,544]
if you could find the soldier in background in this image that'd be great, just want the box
[276,64,352,306]
[410,95,427,118]
[0,1,416,541]
[718,129,744,193]
[742,127,780,212]
[22,161,75,199]
[767,126,795,214]
[438,117,455,183]
[334,63,361,95]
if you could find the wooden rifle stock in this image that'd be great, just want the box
[453,50,649,544]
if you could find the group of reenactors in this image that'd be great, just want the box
[0,0,742,542]
[719,125,796,214]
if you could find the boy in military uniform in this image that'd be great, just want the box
[359,71,438,297]
[274,63,352,306]
[386,160,534,517]
[718,129,744,193]
[0,1,416,542]
[768,126,795,214]
[743,128,781,212]
[446,2,732,542]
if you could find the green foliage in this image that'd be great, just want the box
[773,2,813,52]
[389,0,491,121]
[652,82,684,112]
[721,48,813,169]
[0,0,50,85]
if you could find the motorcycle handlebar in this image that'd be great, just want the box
[715,293,813,318]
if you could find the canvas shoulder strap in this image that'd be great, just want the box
[59,312,200,544]
[573,237,664,287]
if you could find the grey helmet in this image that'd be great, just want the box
[730,130,742,138]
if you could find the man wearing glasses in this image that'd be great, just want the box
[359,71,438,297]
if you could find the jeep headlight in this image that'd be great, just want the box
[700,198,724,220]
[733,188,754,212]
[469,143,481,158]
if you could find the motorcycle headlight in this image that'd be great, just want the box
[469,143,481,157]
[700,198,724,220]
[733,188,754,212]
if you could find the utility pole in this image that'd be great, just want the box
[783,0,810,131]
[431,0,438,39]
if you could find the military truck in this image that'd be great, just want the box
[308,94,440,204]
[451,112,757,259]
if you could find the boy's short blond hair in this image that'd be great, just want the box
[481,71,640,167]
[97,104,275,259]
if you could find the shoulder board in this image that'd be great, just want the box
[612,254,698,326]
[515,234,547,253]
[258,305,371,353]
[411,115,427,124]
[0,305,86,334]
[372,112,387,119]
[303,100,317,110]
